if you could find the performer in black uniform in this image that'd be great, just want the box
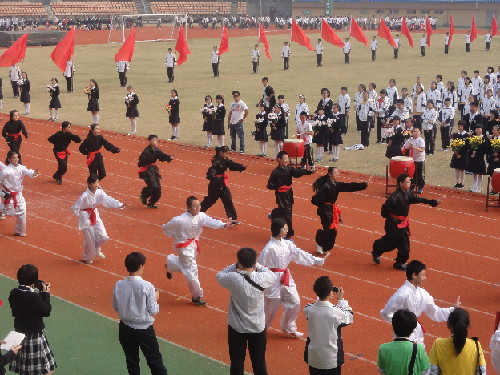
[372,173,439,271]
[18,72,30,116]
[2,110,28,164]
[86,79,100,125]
[200,146,246,224]
[47,78,61,122]
[267,150,313,239]
[47,121,81,184]
[311,167,368,254]
[125,85,139,135]
[79,124,120,180]
[138,134,172,208]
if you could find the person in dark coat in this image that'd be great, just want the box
[328,104,343,162]
[2,110,28,164]
[18,72,30,115]
[79,124,120,180]
[372,173,439,271]
[168,89,180,140]
[48,121,81,184]
[0,77,3,111]
[269,104,286,157]
[138,135,172,208]
[487,124,500,194]
[466,125,488,192]
[47,78,61,122]
[254,104,268,156]
[267,151,313,239]
[450,120,469,189]
[124,85,139,135]
[211,94,226,147]
[201,95,215,147]
[312,167,368,254]
[86,79,100,125]
[200,146,246,224]
[385,116,405,159]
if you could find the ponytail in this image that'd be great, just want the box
[448,308,470,356]
[313,167,335,192]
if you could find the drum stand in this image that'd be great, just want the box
[485,176,500,212]
[385,165,396,197]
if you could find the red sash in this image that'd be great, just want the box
[270,268,290,286]
[7,132,21,141]
[175,238,200,253]
[389,214,410,235]
[215,174,229,186]
[82,208,97,225]
[56,150,70,159]
[138,163,156,174]
[277,185,292,193]
[3,187,18,208]
[86,151,100,166]
[325,202,342,229]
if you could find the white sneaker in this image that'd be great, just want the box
[285,331,304,338]
[316,244,324,254]
[98,252,106,258]
[82,259,93,264]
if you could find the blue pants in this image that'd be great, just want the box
[230,122,245,152]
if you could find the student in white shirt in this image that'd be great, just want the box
[316,38,323,67]
[304,276,353,374]
[295,94,309,126]
[422,99,438,155]
[438,97,455,150]
[9,64,21,98]
[297,111,314,169]
[211,45,220,77]
[338,87,350,134]
[485,30,492,51]
[420,34,426,57]
[216,248,276,375]
[426,81,442,110]
[444,31,450,54]
[411,76,425,97]
[393,34,400,59]
[403,128,426,193]
[386,78,399,114]
[116,61,129,87]
[342,37,351,64]
[165,47,176,82]
[370,35,377,61]
[63,59,75,92]
[281,41,291,70]
[491,314,500,373]
[465,30,471,52]
[251,43,260,73]
[227,90,249,154]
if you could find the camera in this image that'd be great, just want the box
[332,286,339,293]
[33,280,46,292]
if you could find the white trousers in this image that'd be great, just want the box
[81,221,109,261]
[166,253,203,298]
[3,193,27,235]
[264,286,300,334]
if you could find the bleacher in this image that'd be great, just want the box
[151,1,232,15]
[51,1,137,16]
[236,2,247,14]
[0,2,46,17]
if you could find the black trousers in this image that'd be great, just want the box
[5,139,22,164]
[371,50,376,61]
[88,153,107,180]
[466,43,470,52]
[420,46,425,56]
[141,175,162,205]
[486,41,491,50]
[65,76,73,92]
[212,63,219,77]
[360,120,370,147]
[411,161,425,189]
[118,71,127,87]
[424,129,435,154]
[300,143,314,167]
[440,124,451,149]
[413,115,422,130]
[340,114,347,133]
[309,365,341,375]
[373,227,410,264]
[376,117,385,142]
[344,53,349,64]
[393,48,399,59]
[252,61,258,73]
[316,54,322,66]
[283,57,289,70]
[228,325,267,375]
[444,45,449,54]
[53,154,68,180]
[274,191,295,237]
[10,80,19,97]
[167,67,174,82]
[118,322,168,375]
[200,183,237,220]
[316,225,338,252]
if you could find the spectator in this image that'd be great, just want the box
[0,342,22,375]
[377,309,430,375]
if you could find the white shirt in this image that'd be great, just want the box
[426,88,442,109]
[216,264,276,333]
[165,52,176,67]
[412,83,425,97]
[257,237,324,299]
[63,60,74,77]
[438,105,455,126]
[342,42,351,54]
[338,94,350,115]
[116,61,129,72]
[420,37,426,47]
[251,48,260,62]
[388,107,409,122]
[380,280,454,346]
[303,299,353,370]
[481,96,496,115]
[394,37,400,48]
[465,34,471,43]
[229,100,248,124]
[281,45,291,57]
[295,102,309,124]
[491,323,500,374]
[386,86,399,106]
[422,108,438,130]
[211,50,219,63]
[404,137,425,162]
[9,65,20,81]
[375,96,389,117]
[370,40,377,50]
[296,118,313,144]
[485,33,492,42]
[316,42,323,54]
[71,188,123,229]
[444,35,450,45]
[0,164,36,193]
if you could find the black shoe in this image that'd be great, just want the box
[490,191,498,195]
[147,203,158,209]
[192,297,207,307]
[166,272,172,280]
[371,251,380,265]
[457,183,464,188]
[55,178,62,185]
[416,188,423,194]
[393,263,406,271]
[453,183,460,188]
[139,195,147,206]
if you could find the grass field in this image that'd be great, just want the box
[0,28,498,191]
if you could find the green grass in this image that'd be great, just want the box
[0,275,230,375]
[1,29,498,189]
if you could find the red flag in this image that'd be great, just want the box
[350,18,368,46]
[321,19,344,48]
[175,25,191,66]
[114,27,135,62]
[259,23,272,60]
[291,19,315,50]
[377,18,396,47]
[492,15,498,36]
[0,33,29,67]
[425,16,433,46]
[470,14,478,43]
[50,26,75,73]
[217,26,229,55]
[401,17,413,48]
[449,14,455,45]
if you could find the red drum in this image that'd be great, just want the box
[492,168,500,192]
[389,156,415,178]
[283,139,304,158]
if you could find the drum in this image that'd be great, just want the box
[389,156,415,178]
[283,138,304,158]
[492,168,500,192]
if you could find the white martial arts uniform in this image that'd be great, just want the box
[380,280,454,346]
[0,163,37,235]
[491,321,500,373]
[163,211,225,298]
[258,237,324,335]
[71,188,123,262]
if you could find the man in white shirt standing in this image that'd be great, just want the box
[420,34,426,57]
[211,45,220,77]
[485,30,492,51]
[465,30,471,52]
[342,37,351,64]
[403,128,426,193]
[380,260,459,347]
[316,38,323,67]
[113,252,168,375]
[216,247,276,375]
[63,59,75,92]
[165,47,176,83]
[370,35,377,61]
[9,64,21,98]
[251,43,260,74]
[227,90,249,154]
[281,41,291,70]
[393,33,400,59]
[116,60,129,87]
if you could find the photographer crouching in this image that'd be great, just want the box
[8,264,57,375]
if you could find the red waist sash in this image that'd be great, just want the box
[86,150,100,166]
[7,132,21,141]
[82,208,97,225]
[215,174,229,187]
[175,238,200,253]
[270,268,290,286]
[277,185,292,193]
[56,150,70,159]
[389,214,410,235]
[3,187,18,208]
[325,202,342,229]
[138,163,156,174]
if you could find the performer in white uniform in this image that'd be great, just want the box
[380,260,459,347]
[0,151,38,236]
[258,218,327,338]
[71,174,124,264]
[163,196,230,307]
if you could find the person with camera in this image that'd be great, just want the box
[216,247,276,375]
[303,276,353,375]
[8,264,57,375]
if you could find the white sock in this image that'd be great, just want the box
[263,142,267,155]
[477,174,483,190]
[95,114,99,124]
[472,175,478,190]
[174,126,179,137]
[54,109,58,120]
[171,126,175,137]
[459,170,465,184]
[49,109,53,119]
[207,132,212,145]
[317,146,323,159]
[0,99,3,110]
[275,142,281,156]
[26,103,30,113]
[92,114,97,124]
[130,119,136,134]
[217,135,224,146]
[333,145,339,159]
[455,169,460,184]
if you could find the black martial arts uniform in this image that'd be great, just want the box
[200,157,246,220]
[47,130,81,183]
[372,189,437,266]
[311,179,367,253]
[79,131,120,180]
[2,118,28,164]
[267,165,313,237]
[138,145,172,206]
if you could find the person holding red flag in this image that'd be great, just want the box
[47,120,81,185]
[485,30,492,51]
[281,41,291,70]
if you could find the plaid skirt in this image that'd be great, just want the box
[10,332,57,375]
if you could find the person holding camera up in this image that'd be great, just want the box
[8,264,57,375]
[303,276,353,375]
